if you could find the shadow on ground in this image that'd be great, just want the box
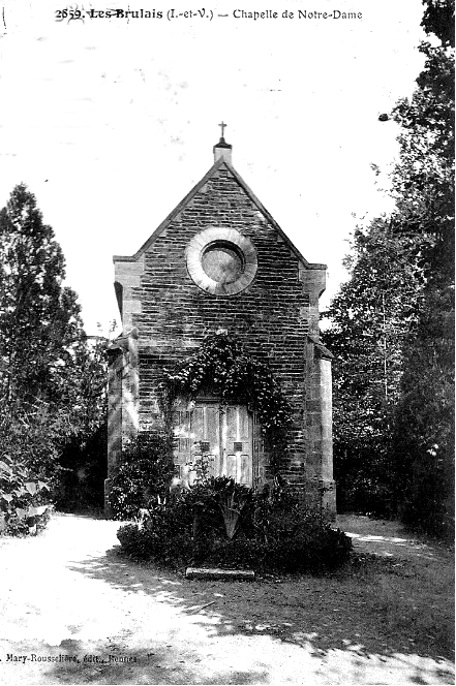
[0,515,453,685]
[6,638,268,685]
[65,537,454,666]
[2,514,452,685]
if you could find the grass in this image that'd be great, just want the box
[363,562,454,660]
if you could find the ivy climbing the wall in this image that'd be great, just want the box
[164,332,292,473]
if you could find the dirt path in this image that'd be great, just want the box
[0,513,453,685]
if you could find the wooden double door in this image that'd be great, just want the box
[174,403,253,486]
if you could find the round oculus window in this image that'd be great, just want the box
[201,242,245,284]
[186,228,257,296]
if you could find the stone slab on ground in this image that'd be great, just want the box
[185,566,255,580]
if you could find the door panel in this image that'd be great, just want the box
[174,402,253,486]
[240,454,252,486]
[173,410,191,467]
[239,407,250,441]
[221,405,252,487]
[225,453,250,485]
[204,405,220,477]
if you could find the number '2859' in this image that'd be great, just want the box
[55,8,84,21]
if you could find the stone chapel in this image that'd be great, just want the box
[106,130,336,517]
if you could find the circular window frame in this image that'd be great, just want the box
[186,228,258,295]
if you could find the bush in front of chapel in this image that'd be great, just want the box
[108,432,175,520]
[116,476,351,575]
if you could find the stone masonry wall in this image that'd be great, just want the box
[113,163,328,497]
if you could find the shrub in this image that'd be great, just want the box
[252,481,352,573]
[251,476,302,542]
[266,525,352,574]
[117,495,194,569]
[0,455,52,536]
[116,476,352,574]
[200,537,264,570]
[108,431,175,520]
[186,476,253,540]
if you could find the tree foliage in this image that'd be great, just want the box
[323,217,423,514]
[0,185,108,531]
[325,0,454,537]
[0,185,83,404]
[107,432,175,521]
[391,0,454,538]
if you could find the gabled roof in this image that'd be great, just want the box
[114,157,327,271]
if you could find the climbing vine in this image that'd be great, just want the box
[164,332,292,472]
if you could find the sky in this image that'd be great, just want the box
[0,0,426,336]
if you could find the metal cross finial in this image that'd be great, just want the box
[219,121,227,139]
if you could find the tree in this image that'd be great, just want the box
[421,0,454,47]
[392,30,454,284]
[325,0,454,536]
[391,0,455,538]
[323,216,423,514]
[0,185,108,528]
[0,184,84,404]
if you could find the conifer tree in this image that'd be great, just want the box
[0,184,107,487]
